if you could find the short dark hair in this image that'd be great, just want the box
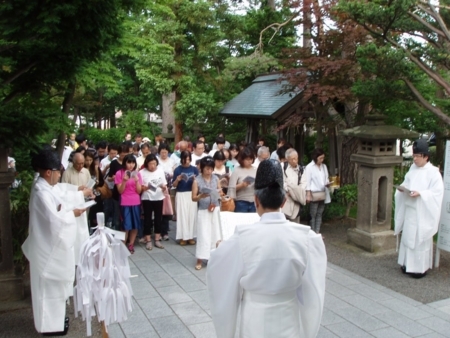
[277,146,287,161]
[75,146,85,153]
[237,147,255,167]
[216,136,225,145]
[75,134,86,144]
[180,150,192,165]
[144,153,159,168]
[229,143,238,151]
[108,144,119,152]
[158,143,170,153]
[96,141,107,150]
[213,150,226,161]
[119,144,129,154]
[122,154,137,170]
[132,143,140,151]
[312,148,325,163]
[197,134,205,141]
[255,186,286,209]
[135,133,142,138]
[193,140,204,149]
[200,156,215,173]
[140,143,150,150]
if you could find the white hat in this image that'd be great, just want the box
[142,137,151,143]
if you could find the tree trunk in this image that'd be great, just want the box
[162,92,176,134]
[340,136,358,185]
[57,82,76,159]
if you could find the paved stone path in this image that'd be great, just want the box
[109,224,450,338]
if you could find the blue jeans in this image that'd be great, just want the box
[234,200,256,213]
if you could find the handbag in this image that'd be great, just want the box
[162,192,173,215]
[98,184,112,200]
[221,196,235,212]
[311,191,326,202]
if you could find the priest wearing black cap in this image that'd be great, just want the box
[394,139,444,278]
[207,159,327,338]
[22,149,90,335]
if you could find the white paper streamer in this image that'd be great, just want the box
[73,213,133,336]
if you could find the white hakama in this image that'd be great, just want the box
[175,191,198,240]
[394,162,444,273]
[196,208,221,260]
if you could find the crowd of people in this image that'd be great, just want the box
[56,131,333,260]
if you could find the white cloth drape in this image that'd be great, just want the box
[207,212,327,338]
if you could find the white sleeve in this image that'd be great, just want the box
[296,231,327,338]
[207,234,244,338]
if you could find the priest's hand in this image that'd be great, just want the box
[410,191,420,198]
[73,208,86,217]
[216,240,222,248]
[82,188,93,197]
[78,185,86,191]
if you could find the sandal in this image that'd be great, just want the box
[146,241,153,250]
[128,244,135,254]
[154,240,164,249]
[195,264,202,270]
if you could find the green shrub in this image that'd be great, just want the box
[335,184,358,217]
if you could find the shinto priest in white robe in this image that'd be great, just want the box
[22,177,88,333]
[394,162,444,273]
[207,212,327,338]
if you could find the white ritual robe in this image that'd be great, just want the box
[22,178,81,333]
[56,183,90,265]
[207,212,327,338]
[394,162,444,273]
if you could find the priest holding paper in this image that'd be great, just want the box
[207,159,327,338]
[22,149,91,335]
[395,139,444,278]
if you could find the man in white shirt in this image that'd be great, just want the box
[62,153,91,187]
[207,159,326,338]
[395,139,444,278]
[136,143,151,169]
[170,140,188,167]
[212,133,230,150]
[191,140,207,167]
[253,146,270,168]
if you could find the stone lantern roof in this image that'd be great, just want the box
[339,115,419,140]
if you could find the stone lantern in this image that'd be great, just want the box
[340,115,419,252]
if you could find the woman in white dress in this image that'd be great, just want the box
[191,156,221,270]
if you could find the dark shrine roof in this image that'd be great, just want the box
[220,74,299,119]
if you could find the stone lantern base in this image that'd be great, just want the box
[347,228,396,253]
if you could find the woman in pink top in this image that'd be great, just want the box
[115,154,143,253]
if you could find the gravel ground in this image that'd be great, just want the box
[0,278,102,338]
[321,218,450,304]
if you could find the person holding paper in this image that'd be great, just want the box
[172,150,199,245]
[207,159,327,338]
[228,147,257,213]
[282,148,306,222]
[192,156,221,270]
[395,139,444,278]
[22,149,89,335]
[140,154,167,250]
[115,154,143,254]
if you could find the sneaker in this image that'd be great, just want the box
[146,241,153,250]
[128,244,135,254]
[163,235,169,241]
